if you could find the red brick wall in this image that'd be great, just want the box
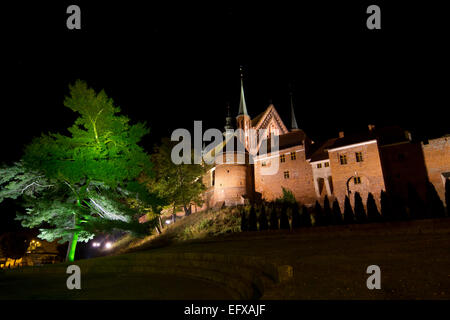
[422,136,450,203]
[379,142,428,201]
[254,145,316,205]
[328,141,385,210]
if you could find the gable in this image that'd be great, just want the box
[252,104,289,136]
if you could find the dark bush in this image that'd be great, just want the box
[240,208,248,232]
[291,202,301,229]
[269,202,279,230]
[354,192,367,223]
[332,199,343,224]
[258,204,269,231]
[248,205,257,231]
[343,195,355,224]
[366,192,381,222]
[426,181,445,218]
[323,195,332,225]
[280,202,290,230]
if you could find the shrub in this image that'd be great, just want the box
[354,192,367,223]
[248,205,257,231]
[300,205,311,227]
[323,195,332,225]
[380,190,393,221]
[391,194,408,221]
[343,195,355,224]
[426,181,446,218]
[446,179,450,216]
[281,187,297,204]
[313,201,324,226]
[366,192,381,222]
[332,199,343,224]
[291,202,301,229]
[269,202,279,230]
[280,202,290,230]
[407,183,425,220]
[240,208,248,232]
[258,204,269,231]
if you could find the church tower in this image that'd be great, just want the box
[236,66,252,150]
[290,91,300,132]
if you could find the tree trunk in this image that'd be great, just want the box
[158,216,163,230]
[66,231,79,262]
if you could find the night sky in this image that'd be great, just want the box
[1,1,449,232]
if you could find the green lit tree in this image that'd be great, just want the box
[149,138,206,220]
[0,80,156,261]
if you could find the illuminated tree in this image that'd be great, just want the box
[0,81,156,261]
[149,138,206,219]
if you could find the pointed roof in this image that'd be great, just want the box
[290,92,299,130]
[238,66,248,116]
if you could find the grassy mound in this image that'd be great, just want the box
[113,207,242,254]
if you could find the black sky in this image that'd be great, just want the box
[2,1,449,165]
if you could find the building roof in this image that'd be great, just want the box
[326,125,410,151]
[258,130,306,155]
[308,138,339,162]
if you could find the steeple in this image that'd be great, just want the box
[238,66,248,116]
[290,90,300,131]
[224,104,233,131]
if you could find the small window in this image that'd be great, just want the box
[355,152,363,162]
[261,161,267,167]
[284,171,290,179]
[340,154,347,165]
[317,163,322,169]
[280,154,286,163]
[354,176,361,184]
[290,152,296,160]
[324,162,330,167]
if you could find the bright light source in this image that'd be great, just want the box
[92,242,100,247]
[165,219,172,225]
[105,242,112,249]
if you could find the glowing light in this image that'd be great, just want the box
[105,242,112,249]
[165,219,172,225]
[92,242,100,247]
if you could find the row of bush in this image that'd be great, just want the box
[240,181,450,231]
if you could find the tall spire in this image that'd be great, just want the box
[290,90,299,131]
[224,104,233,131]
[238,66,248,116]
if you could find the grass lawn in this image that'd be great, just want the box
[1,217,449,299]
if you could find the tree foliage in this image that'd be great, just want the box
[149,138,206,216]
[0,81,157,260]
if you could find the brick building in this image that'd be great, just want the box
[199,71,449,212]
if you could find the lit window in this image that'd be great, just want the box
[354,176,361,184]
[324,162,330,167]
[356,152,363,162]
[340,154,347,165]
[261,161,266,167]
[284,171,290,179]
[317,163,322,168]
[290,152,296,160]
[280,154,286,163]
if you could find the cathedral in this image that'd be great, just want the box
[199,70,450,212]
